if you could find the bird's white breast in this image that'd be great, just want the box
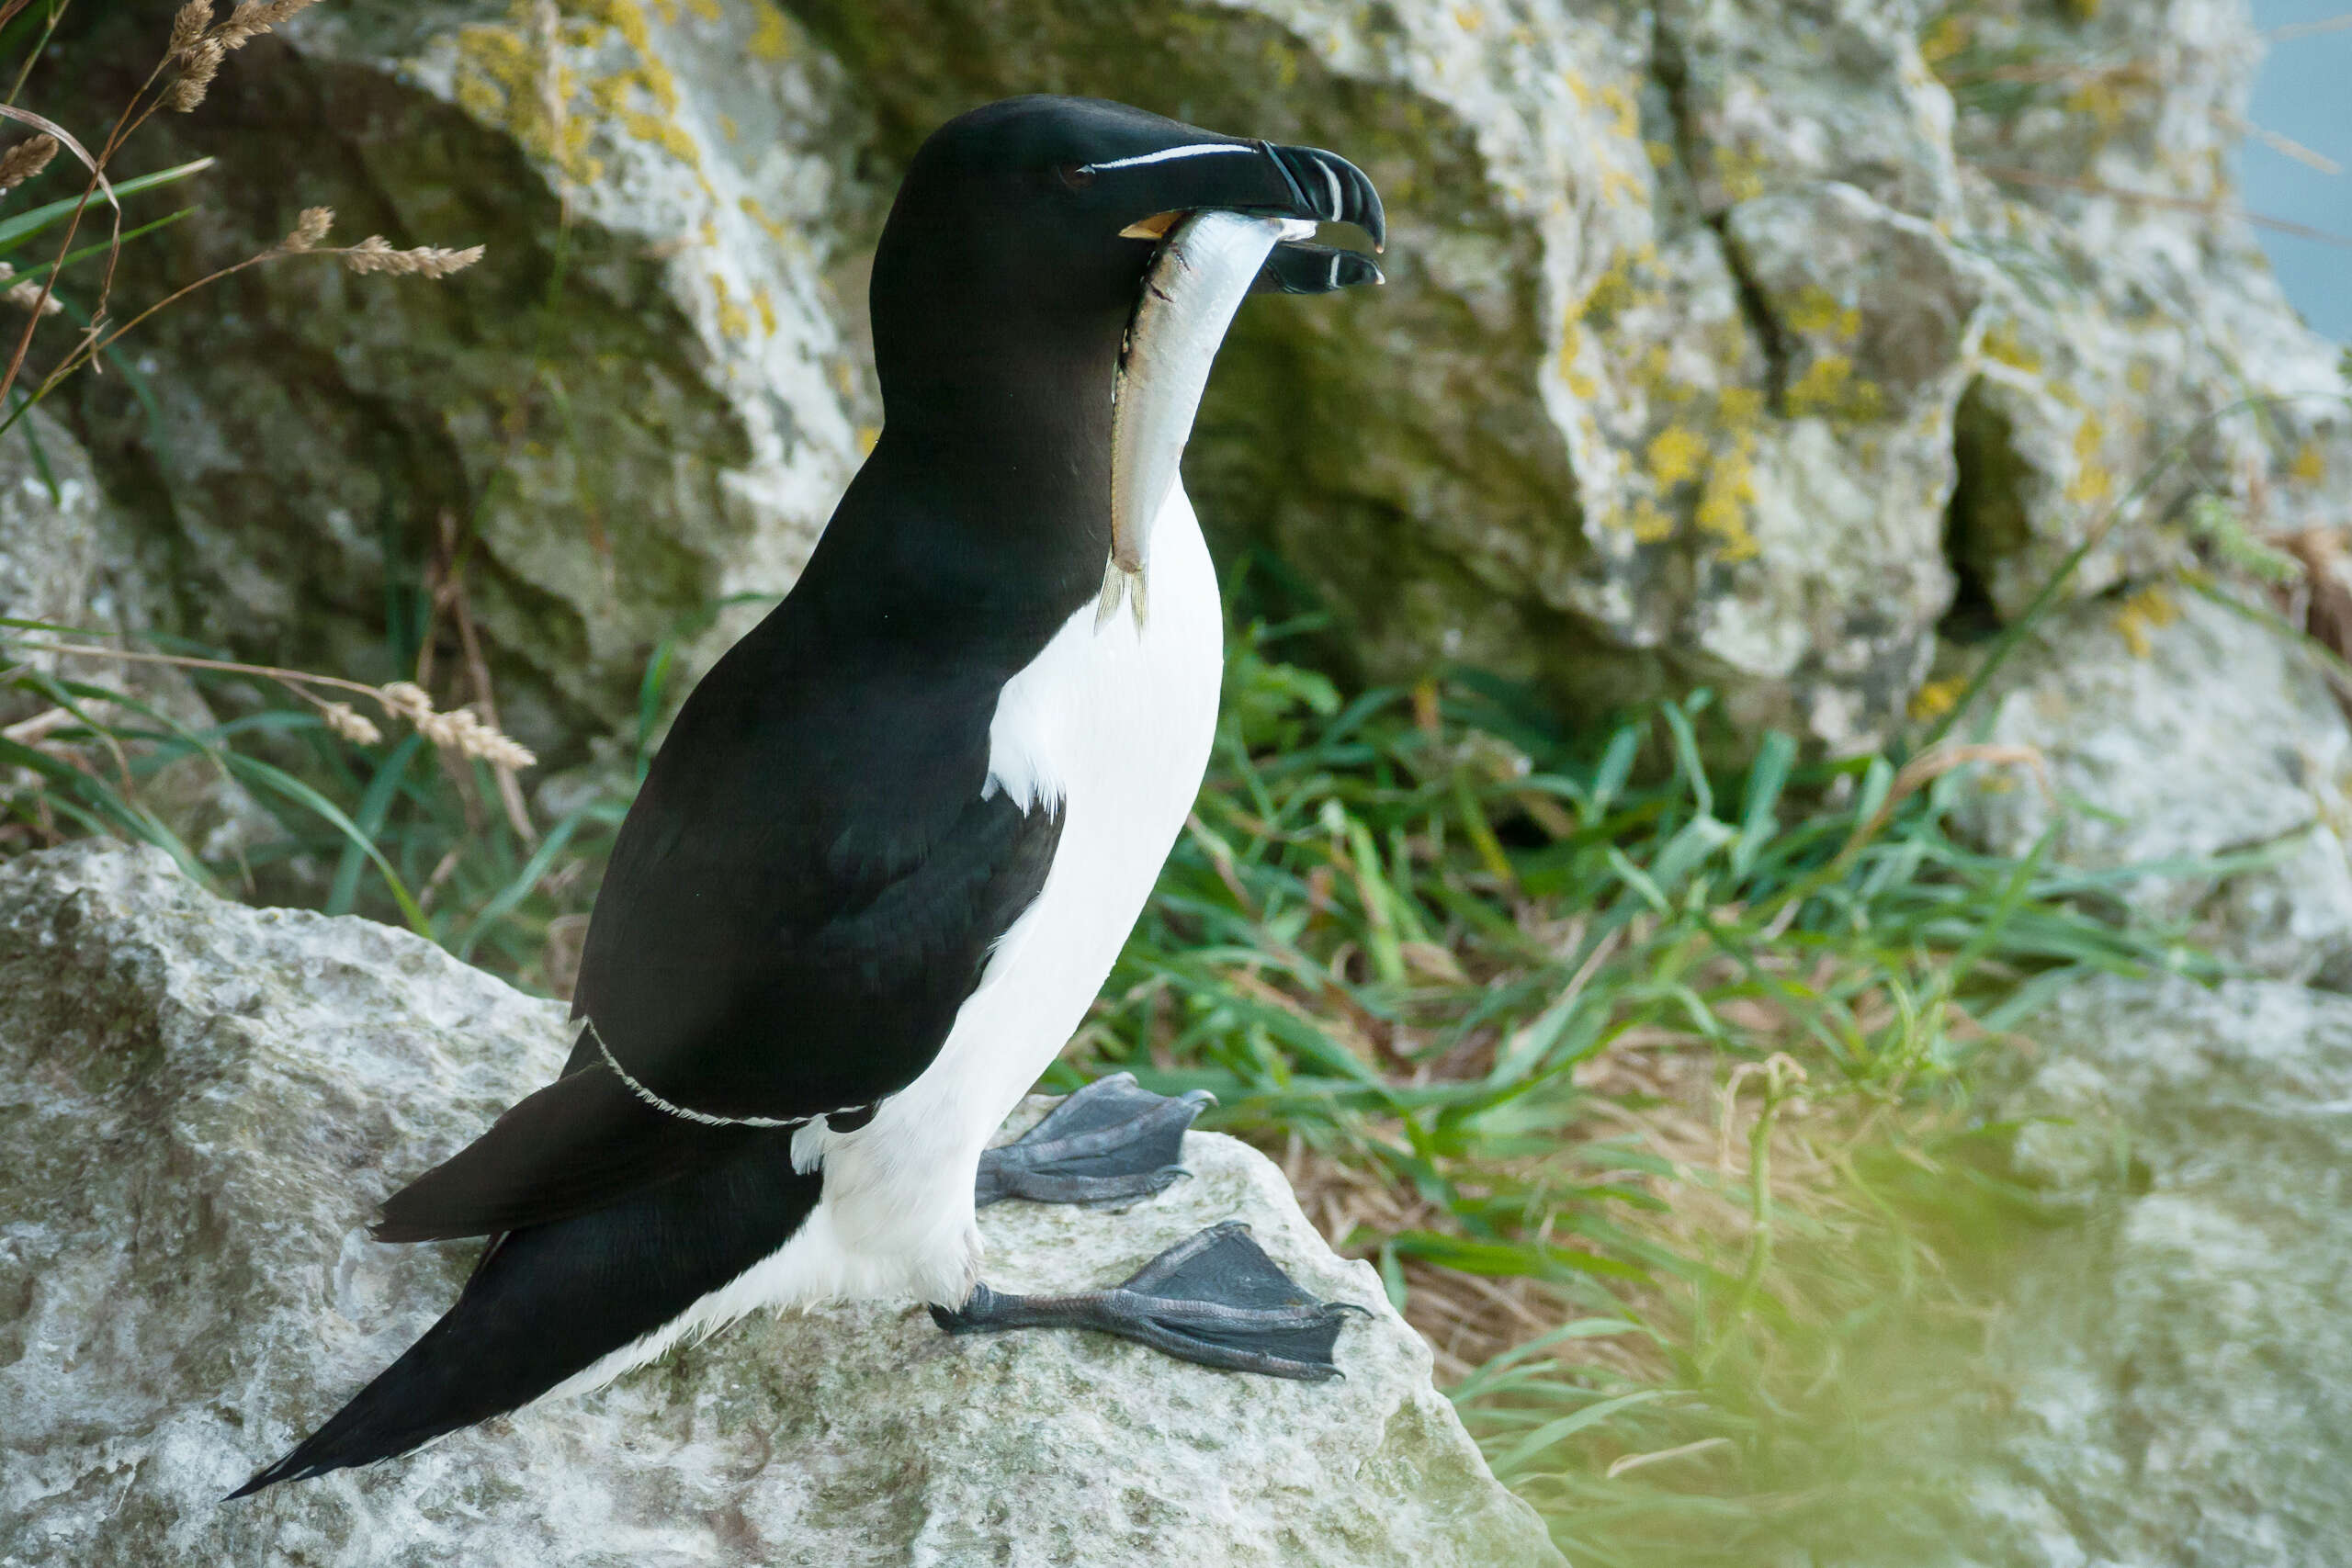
[552,486,1225,1398]
[798,482,1227,1302]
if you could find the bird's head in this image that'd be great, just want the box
[865,96,1384,564]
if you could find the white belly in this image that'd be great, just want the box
[804,483,1225,1301]
[550,487,1224,1395]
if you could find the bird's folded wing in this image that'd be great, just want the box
[374,781,1065,1242]
[373,1064,763,1242]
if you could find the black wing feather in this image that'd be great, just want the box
[373,459,1090,1244]
[238,1134,824,1495]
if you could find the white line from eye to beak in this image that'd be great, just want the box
[1080,143,1258,173]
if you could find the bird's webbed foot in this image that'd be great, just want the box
[930,1221,1366,1380]
[974,1072,1214,1208]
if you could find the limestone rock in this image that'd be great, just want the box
[54,0,881,750]
[1940,0,2351,619]
[1944,974,2352,1565]
[0,412,274,862]
[0,842,1557,1567]
[0,408,105,659]
[1950,584,2352,984]
[48,0,2350,758]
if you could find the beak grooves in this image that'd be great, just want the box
[1260,141,1385,251]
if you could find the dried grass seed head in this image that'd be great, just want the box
[167,2,215,56]
[277,206,334,254]
[215,0,322,51]
[0,134,58,195]
[320,702,382,746]
[167,38,224,112]
[341,236,486,278]
[371,681,534,768]
[2,280,60,317]
[416,705,536,770]
[375,681,435,721]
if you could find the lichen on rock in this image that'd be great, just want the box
[46,0,2351,759]
[1951,584,2352,986]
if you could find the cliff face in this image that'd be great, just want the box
[44,0,2348,755]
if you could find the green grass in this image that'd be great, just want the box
[0,605,2204,1562]
[1055,623,2199,1562]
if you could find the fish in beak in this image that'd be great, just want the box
[1088,139,1385,626]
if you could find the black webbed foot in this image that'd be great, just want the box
[974,1072,1215,1208]
[930,1221,1367,1380]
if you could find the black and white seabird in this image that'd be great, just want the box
[232,95,1385,1496]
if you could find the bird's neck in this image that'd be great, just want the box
[875,315,1125,542]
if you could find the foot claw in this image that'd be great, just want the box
[975,1073,1215,1208]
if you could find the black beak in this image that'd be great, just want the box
[1250,143,1385,295]
[1090,138,1386,294]
[1255,141,1385,252]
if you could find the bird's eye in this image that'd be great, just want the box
[1054,161,1097,191]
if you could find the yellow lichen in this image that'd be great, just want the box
[688,0,721,17]
[2113,583,2177,658]
[748,2,792,60]
[2290,443,2328,485]
[752,285,777,335]
[1920,14,1971,72]
[621,108,701,166]
[711,274,751,338]
[1598,82,1639,141]
[2066,416,2112,506]
[1710,142,1770,203]
[718,111,739,142]
[740,194,789,245]
[1977,321,2041,375]
[1784,286,1860,341]
[1695,434,1760,560]
[454,1,707,186]
[1787,355,1883,423]
[1629,499,1677,543]
[1717,385,1765,428]
[1600,164,1646,207]
[1262,39,1300,89]
[1908,674,1969,721]
[1558,319,1599,399]
[1645,138,1675,168]
[1647,424,1707,489]
[1577,257,1636,323]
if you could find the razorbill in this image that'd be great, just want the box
[232,93,1385,1495]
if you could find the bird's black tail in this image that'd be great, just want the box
[231,1131,822,1497]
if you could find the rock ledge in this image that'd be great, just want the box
[0,843,1556,1567]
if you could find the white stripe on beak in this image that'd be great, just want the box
[1080,143,1257,174]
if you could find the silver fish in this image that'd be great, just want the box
[1102,210,1317,627]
